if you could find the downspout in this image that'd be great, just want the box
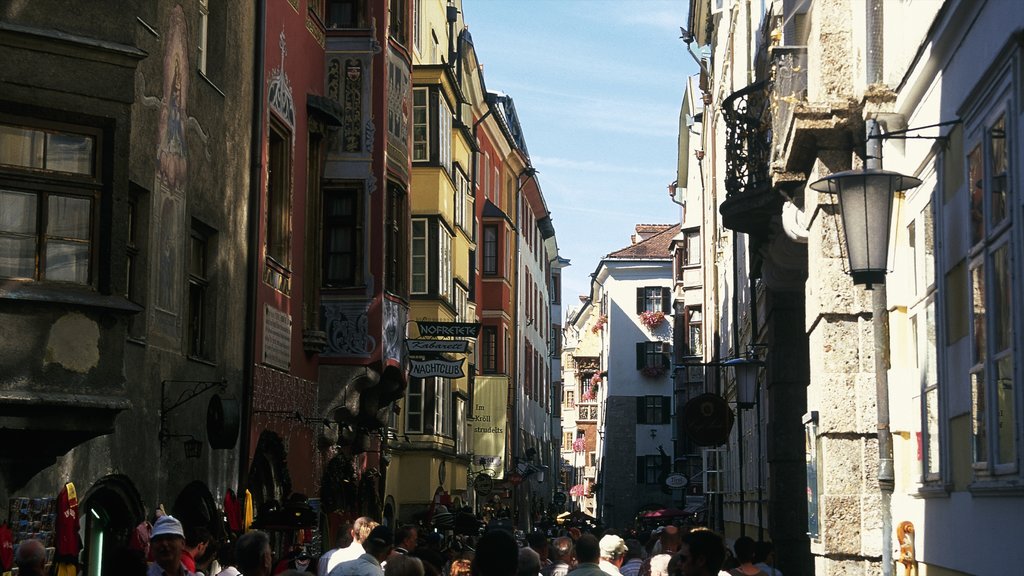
[867,119,894,576]
[733,228,744,537]
[240,0,266,491]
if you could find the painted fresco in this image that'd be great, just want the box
[151,5,189,346]
[381,297,406,367]
[321,299,374,357]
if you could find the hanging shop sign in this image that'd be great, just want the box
[474,473,493,496]
[664,473,689,489]
[406,339,470,354]
[410,358,465,379]
[681,393,735,446]
[416,321,481,338]
[471,376,508,479]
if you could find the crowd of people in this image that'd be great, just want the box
[9,512,781,576]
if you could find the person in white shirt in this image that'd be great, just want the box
[323,517,377,575]
[329,526,394,576]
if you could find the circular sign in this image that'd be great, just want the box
[664,473,689,489]
[474,473,493,496]
[682,393,735,446]
[553,492,567,505]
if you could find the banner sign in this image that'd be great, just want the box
[410,358,465,378]
[471,376,508,479]
[406,339,470,353]
[416,321,481,338]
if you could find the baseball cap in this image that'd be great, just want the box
[599,535,626,558]
[151,515,185,540]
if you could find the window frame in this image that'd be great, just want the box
[187,222,214,360]
[412,87,429,162]
[322,185,362,288]
[0,118,103,285]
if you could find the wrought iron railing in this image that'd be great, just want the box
[722,81,772,199]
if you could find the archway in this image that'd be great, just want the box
[80,474,146,575]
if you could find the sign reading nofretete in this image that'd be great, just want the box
[416,321,481,338]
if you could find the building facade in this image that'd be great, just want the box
[683,0,1024,573]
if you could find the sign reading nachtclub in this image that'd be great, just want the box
[410,358,465,378]
[416,321,481,338]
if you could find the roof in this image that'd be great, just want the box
[605,224,678,260]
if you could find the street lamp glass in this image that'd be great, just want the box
[724,357,761,409]
[809,169,922,286]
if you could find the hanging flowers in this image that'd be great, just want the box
[641,365,666,378]
[639,310,666,330]
[581,387,597,402]
[590,372,602,386]
[569,484,588,497]
[572,436,586,452]
[590,315,608,334]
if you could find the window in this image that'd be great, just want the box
[636,341,671,371]
[323,187,361,287]
[684,229,701,266]
[636,286,670,314]
[454,166,469,231]
[687,307,703,357]
[637,455,663,484]
[439,96,452,173]
[126,185,148,339]
[454,283,468,320]
[197,0,209,74]
[385,182,407,295]
[267,121,292,269]
[483,225,498,275]
[564,431,574,447]
[481,326,497,373]
[551,273,561,305]
[413,0,421,53]
[455,395,466,453]
[564,390,575,408]
[389,0,407,45]
[411,218,427,294]
[406,378,451,436]
[187,223,213,359]
[325,0,364,28]
[0,121,99,284]
[439,224,451,301]
[578,405,598,421]
[637,396,670,424]
[412,88,428,162]
[967,107,1016,475]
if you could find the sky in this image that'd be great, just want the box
[464,0,698,320]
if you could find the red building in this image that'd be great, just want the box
[246,0,412,539]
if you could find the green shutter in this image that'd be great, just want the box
[637,342,645,369]
[636,287,645,314]
[662,287,671,314]
[661,396,671,424]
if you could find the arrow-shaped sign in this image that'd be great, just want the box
[410,358,466,378]
[407,339,470,353]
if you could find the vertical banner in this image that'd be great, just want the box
[471,376,508,479]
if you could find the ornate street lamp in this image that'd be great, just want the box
[723,355,763,409]
[809,167,921,287]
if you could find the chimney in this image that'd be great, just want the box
[631,234,637,245]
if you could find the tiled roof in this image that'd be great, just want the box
[606,224,678,260]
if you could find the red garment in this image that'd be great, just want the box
[0,522,13,570]
[224,489,242,533]
[55,483,81,559]
[128,521,151,557]
[182,549,197,572]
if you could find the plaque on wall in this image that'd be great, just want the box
[263,305,292,371]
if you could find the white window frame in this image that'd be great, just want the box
[197,0,209,74]
[411,218,427,294]
[412,88,429,162]
[439,222,452,301]
[439,95,452,173]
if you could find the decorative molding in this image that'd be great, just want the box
[268,29,295,127]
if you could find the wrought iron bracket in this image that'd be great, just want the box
[159,379,226,452]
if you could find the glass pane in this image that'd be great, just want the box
[0,236,37,278]
[970,262,986,363]
[925,302,937,388]
[46,131,94,175]
[991,244,1011,353]
[995,355,1016,466]
[0,125,44,169]
[190,236,206,278]
[925,386,940,477]
[47,195,91,239]
[972,370,987,464]
[45,239,89,283]
[989,116,1008,227]
[968,144,984,245]
[0,190,38,234]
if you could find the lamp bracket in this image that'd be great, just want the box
[866,119,961,141]
[159,379,226,452]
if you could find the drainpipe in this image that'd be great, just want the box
[240,0,266,492]
[866,118,894,576]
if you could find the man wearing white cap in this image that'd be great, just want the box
[148,515,196,576]
[597,535,626,576]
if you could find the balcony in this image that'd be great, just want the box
[584,466,597,478]
[720,81,780,237]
